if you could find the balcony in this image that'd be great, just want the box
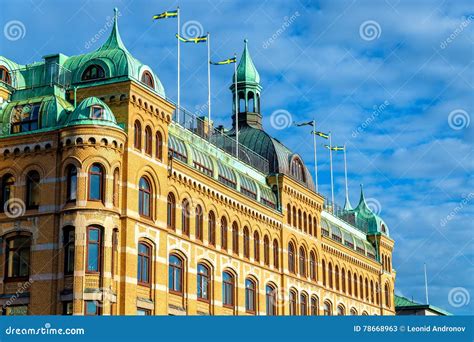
[10,62,71,90]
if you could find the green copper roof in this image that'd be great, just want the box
[63,8,165,97]
[394,295,451,315]
[234,39,260,85]
[64,97,121,129]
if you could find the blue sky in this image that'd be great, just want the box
[2,0,473,314]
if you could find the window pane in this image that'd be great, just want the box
[89,175,101,200]
[87,244,99,272]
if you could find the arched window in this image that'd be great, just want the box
[337,305,345,316]
[288,242,295,273]
[299,246,307,277]
[66,165,77,202]
[232,222,239,254]
[248,91,255,112]
[353,273,358,298]
[245,278,257,314]
[5,234,31,279]
[292,206,297,228]
[359,275,364,299]
[155,131,163,160]
[303,212,307,233]
[263,236,270,266]
[370,280,374,303]
[167,193,176,230]
[300,293,308,316]
[273,239,279,269]
[137,242,151,285]
[289,290,297,315]
[144,126,152,155]
[310,296,318,315]
[208,211,216,245]
[26,170,40,209]
[169,254,183,294]
[1,174,15,213]
[134,120,142,150]
[322,260,327,286]
[362,311,368,316]
[266,284,277,316]
[63,226,75,275]
[181,199,190,236]
[138,177,151,217]
[195,205,203,241]
[253,231,260,262]
[348,270,352,296]
[313,217,318,237]
[298,209,302,230]
[310,251,317,281]
[365,278,369,301]
[81,64,105,81]
[243,227,250,258]
[113,168,119,207]
[308,214,313,235]
[112,229,118,278]
[290,157,306,183]
[286,203,291,225]
[220,217,228,250]
[0,66,11,85]
[222,271,235,307]
[323,301,332,316]
[328,263,333,288]
[335,265,340,291]
[87,226,102,273]
[88,164,104,202]
[385,283,391,308]
[197,263,210,302]
[141,70,155,88]
[350,308,358,316]
[376,282,380,305]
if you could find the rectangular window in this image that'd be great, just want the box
[10,103,40,133]
[90,106,104,119]
[137,308,151,315]
[6,236,30,279]
[63,302,73,315]
[3,305,28,316]
[85,301,99,315]
[63,228,75,275]
[87,227,101,273]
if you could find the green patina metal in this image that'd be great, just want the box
[234,39,261,85]
[394,295,451,315]
[63,96,121,129]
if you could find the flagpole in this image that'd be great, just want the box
[329,132,335,209]
[343,144,349,204]
[177,6,181,122]
[424,263,429,304]
[234,53,238,158]
[312,119,318,192]
[207,32,211,124]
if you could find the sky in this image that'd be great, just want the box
[1,0,473,314]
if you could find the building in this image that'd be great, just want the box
[0,9,395,316]
[395,296,451,316]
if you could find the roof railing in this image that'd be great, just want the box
[172,106,270,174]
[10,62,71,90]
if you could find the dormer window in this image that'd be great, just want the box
[290,157,306,183]
[81,65,105,81]
[10,103,40,133]
[141,71,154,89]
[0,66,11,85]
[90,105,104,119]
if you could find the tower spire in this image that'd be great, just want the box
[99,8,127,51]
[230,39,263,129]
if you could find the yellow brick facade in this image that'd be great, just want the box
[0,78,396,316]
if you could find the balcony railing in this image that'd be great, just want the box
[172,106,270,174]
[10,62,71,90]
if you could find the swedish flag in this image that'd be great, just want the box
[210,57,237,65]
[331,146,345,151]
[153,10,178,20]
[312,131,329,139]
[175,34,207,43]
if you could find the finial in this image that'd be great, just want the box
[114,7,118,16]
[244,38,248,44]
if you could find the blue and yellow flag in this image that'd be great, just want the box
[312,131,329,139]
[210,57,237,65]
[153,10,178,20]
[175,34,207,43]
[324,145,344,151]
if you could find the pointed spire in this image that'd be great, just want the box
[234,39,260,84]
[99,8,128,51]
[357,184,367,208]
[343,191,352,211]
